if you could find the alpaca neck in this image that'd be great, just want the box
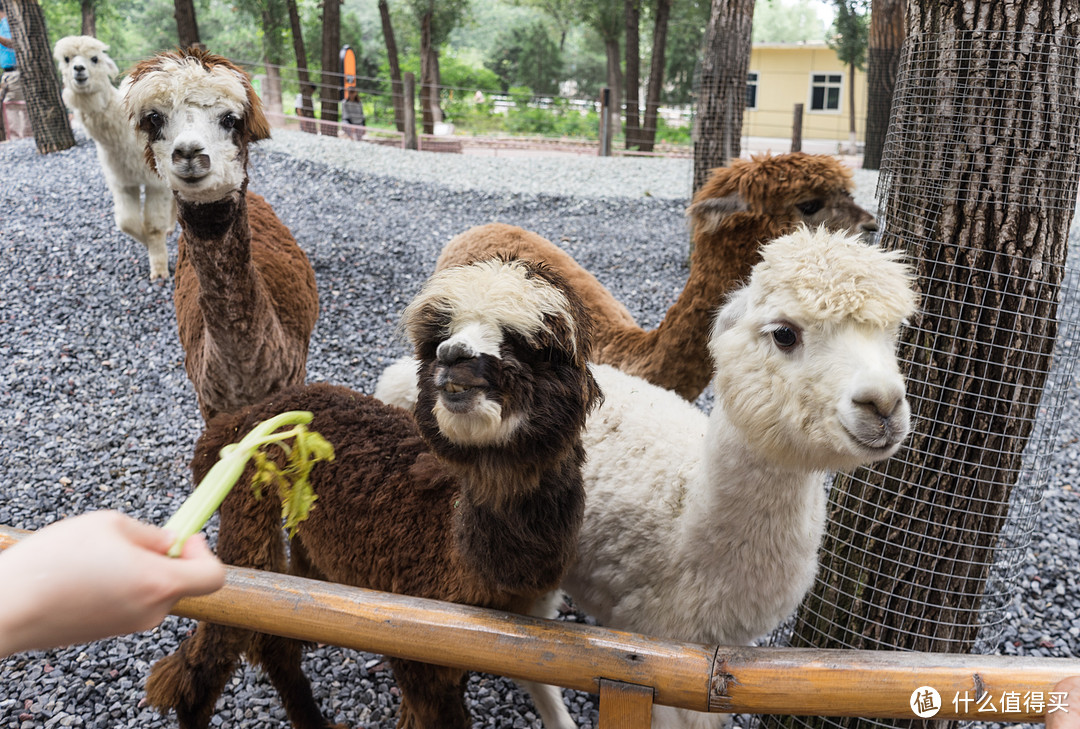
[451,444,585,597]
[65,85,123,138]
[600,218,769,400]
[178,184,276,348]
[676,407,827,644]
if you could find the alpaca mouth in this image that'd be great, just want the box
[72,74,90,86]
[842,423,904,458]
[434,363,489,411]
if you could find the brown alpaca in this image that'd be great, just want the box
[145,258,601,729]
[434,152,875,401]
[124,48,319,420]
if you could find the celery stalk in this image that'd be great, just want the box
[163,410,332,557]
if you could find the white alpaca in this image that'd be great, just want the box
[377,227,918,729]
[53,36,176,280]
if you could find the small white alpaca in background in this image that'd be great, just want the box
[54,36,175,280]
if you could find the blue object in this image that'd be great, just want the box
[0,17,15,71]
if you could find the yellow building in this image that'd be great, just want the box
[744,42,867,144]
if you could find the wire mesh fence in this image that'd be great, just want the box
[756,29,1080,729]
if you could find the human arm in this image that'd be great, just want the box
[0,510,225,657]
[0,36,13,50]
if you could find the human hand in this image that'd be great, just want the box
[1047,677,1080,729]
[0,510,225,657]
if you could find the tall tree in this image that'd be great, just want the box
[173,0,199,48]
[862,0,906,169]
[579,0,623,144]
[510,0,575,49]
[235,0,290,123]
[79,0,95,36]
[319,0,341,135]
[769,5,1080,729]
[407,0,468,135]
[691,0,754,194]
[663,0,709,104]
[2,0,74,153]
[623,0,641,149]
[638,0,671,151]
[287,0,316,132]
[378,0,405,132]
[827,0,869,153]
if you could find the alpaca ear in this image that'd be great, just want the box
[242,74,272,142]
[712,287,750,339]
[102,52,119,79]
[686,193,748,234]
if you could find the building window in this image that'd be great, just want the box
[810,73,842,111]
[746,72,759,110]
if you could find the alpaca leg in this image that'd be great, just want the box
[144,621,249,729]
[388,658,470,729]
[112,184,146,245]
[141,184,176,280]
[518,591,577,729]
[248,632,340,729]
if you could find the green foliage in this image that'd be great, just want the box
[485,19,563,94]
[752,0,828,44]
[663,0,709,104]
[827,0,869,69]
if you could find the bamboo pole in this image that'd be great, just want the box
[1,524,1076,721]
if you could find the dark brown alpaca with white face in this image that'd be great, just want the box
[125,48,318,421]
[431,152,876,402]
[145,258,601,729]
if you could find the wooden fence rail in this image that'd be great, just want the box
[2,524,1077,726]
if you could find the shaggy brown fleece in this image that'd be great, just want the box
[436,153,875,401]
[173,186,319,421]
[145,261,599,729]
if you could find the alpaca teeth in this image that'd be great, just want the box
[445,383,467,394]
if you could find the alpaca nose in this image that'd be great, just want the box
[852,384,904,420]
[860,218,879,233]
[73,63,85,72]
[172,142,206,164]
[437,339,476,366]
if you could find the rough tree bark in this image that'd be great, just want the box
[287,0,316,133]
[863,0,906,169]
[319,0,341,136]
[80,0,95,36]
[419,8,435,135]
[604,36,622,146]
[639,0,671,152]
[378,0,405,132]
[691,0,754,194]
[2,0,74,153]
[767,3,1080,729]
[174,0,200,49]
[624,0,641,150]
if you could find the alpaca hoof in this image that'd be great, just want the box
[149,264,170,281]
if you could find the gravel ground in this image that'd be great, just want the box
[0,128,1077,729]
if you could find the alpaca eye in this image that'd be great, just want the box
[142,111,165,132]
[220,113,239,130]
[796,199,824,216]
[772,327,799,350]
[64,56,70,63]
[91,56,98,64]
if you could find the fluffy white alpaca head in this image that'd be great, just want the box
[404,258,596,449]
[53,36,119,97]
[124,48,270,204]
[710,226,918,471]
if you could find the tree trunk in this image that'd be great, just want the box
[418,10,443,135]
[624,0,641,150]
[80,0,95,36]
[259,4,287,126]
[319,0,341,136]
[639,0,671,152]
[691,0,754,194]
[846,60,857,152]
[378,0,405,132]
[767,5,1080,729]
[2,0,74,153]
[604,36,622,148]
[173,0,200,49]
[287,0,316,133]
[863,0,906,170]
